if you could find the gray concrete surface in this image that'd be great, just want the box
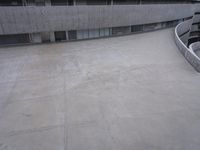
[0,4,199,35]
[188,42,200,72]
[0,28,200,150]
[190,42,200,58]
[175,20,200,72]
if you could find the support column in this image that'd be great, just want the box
[50,32,55,42]
[22,0,27,6]
[73,0,76,5]
[45,0,51,6]
[30,33,42,44]
[111,0,113,5]
[27,0,36,5]
[66,31,69,41]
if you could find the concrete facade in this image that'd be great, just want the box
[0,4,199,35]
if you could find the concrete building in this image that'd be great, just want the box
[0,0,200,45]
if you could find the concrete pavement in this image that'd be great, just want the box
[0,28,200,150]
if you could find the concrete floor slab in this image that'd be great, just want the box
[0,127,64,150]
[9,76,64,101]
[0,95,64,136]
[0,28,200,150]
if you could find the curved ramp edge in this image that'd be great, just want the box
[175,20,200,72]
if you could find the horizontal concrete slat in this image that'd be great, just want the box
[0,4,199,35]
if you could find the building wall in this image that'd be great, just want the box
[0,4,200,35]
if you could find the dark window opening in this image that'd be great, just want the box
[68,0,74,5]
[188,37,200,46]
[0,34,30,45]
[35,0,45,6]
[131,25,143,33]
[141,0,192,4]
[143,23,163,31]
[55,31,67,41]
[51,0,68,5]
[166,20,179,27]
[87,0,110,5]
[68,30,77,40]
[112,26,131,35]
[190,31,200,37]
[76,0,111,5]
[113,0,140,5]
[0,0,23,6]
